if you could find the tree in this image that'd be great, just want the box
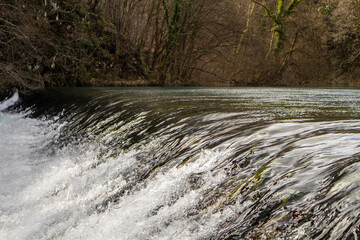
[252,0,301,54]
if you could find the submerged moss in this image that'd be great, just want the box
[229,162,270,199]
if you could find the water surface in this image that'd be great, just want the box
[1,87,360,239]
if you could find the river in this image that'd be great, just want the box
[1,87,360,239]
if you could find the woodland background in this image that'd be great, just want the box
[1,0,360,96]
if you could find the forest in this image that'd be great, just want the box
[1,0,360,96]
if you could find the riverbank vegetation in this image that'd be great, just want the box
[1,0,360,94]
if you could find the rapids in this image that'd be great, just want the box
[1,87,360,239]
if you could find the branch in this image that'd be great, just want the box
[277,0,285,14]
[185,66,230,83]
[285,0,301,16]
[161,0,169,26]
[252,0,274,20]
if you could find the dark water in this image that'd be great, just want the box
[2,87,360,239]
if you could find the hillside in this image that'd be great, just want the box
[2,0,360,96]
[0,0,147,97]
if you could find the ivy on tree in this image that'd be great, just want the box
[252,0,301,53]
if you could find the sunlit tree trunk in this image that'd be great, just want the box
[252,0,301,53]
[236,0,255,54]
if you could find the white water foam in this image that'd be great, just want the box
[0,90,19,111]
[0,93,71,240]
[0,112,232,240]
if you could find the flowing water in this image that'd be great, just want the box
[1,87,360,239]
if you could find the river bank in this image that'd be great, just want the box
[2,1,360,97]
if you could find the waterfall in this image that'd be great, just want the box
[1,88,360,239]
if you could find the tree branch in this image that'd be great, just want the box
[285,0,301,16]
[251,0,274,20]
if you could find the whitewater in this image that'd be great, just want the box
[1,88,360,239]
